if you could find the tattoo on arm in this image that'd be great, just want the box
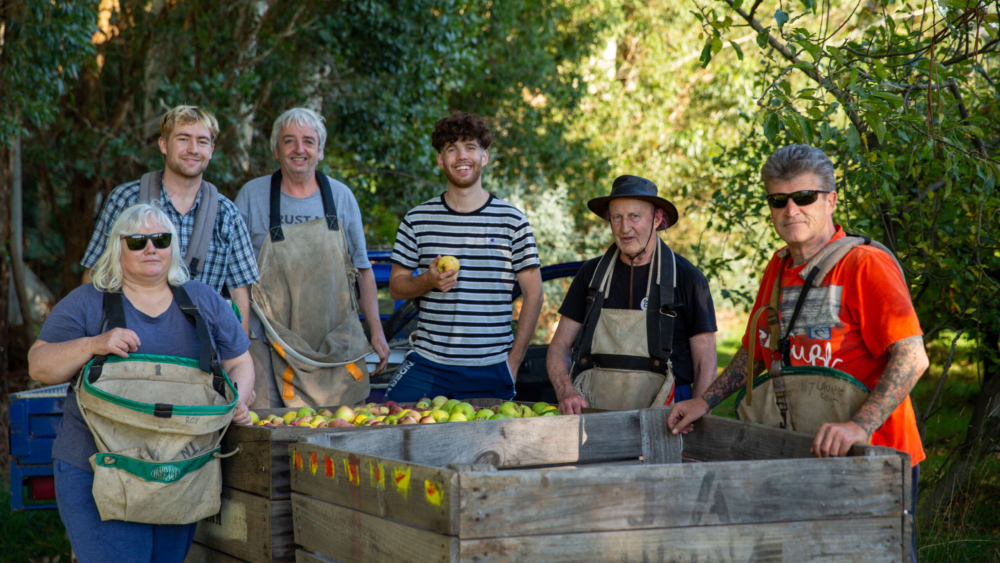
[701,347,764,409]
[851,335,928,435]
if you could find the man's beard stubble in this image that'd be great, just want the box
[444,163,482,189]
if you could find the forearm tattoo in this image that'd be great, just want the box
[701,347,764,409]
[851,335,926,435]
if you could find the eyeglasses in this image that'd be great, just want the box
[765,190,832,209]
[120,233,172,251]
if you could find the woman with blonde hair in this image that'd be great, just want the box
[29,203,254,563]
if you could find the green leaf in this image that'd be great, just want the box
[763,112,780,142]
[711,36,723,55]
[783,114,804,142]
[827,47,845,65]
[756,29,771,49]
[848,68,858,88]
[799,0,816,12]
[733,0,744,10]
[872,59,887,79]
[730,41,744,61]
[774,9,789,29]
[965,125,985,137]
[847,125,861,150]
[699,42,713,68]
[872,92,904,107]
[864,111,887,145]
[796,114,814,144]
[792,61,814,70]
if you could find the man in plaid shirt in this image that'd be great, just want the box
[81,106,259,334]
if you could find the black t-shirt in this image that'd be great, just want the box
[558,251,717,386]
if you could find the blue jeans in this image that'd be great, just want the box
[673,384,692,402]
[54,460,198,563]
[385,351,516,402]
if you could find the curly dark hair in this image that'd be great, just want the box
[431,112,493,153]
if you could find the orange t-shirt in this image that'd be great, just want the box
[740,227,925,465]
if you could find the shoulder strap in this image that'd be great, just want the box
[571,246,618,376]
[315,173,340,231]
[171,285,226,396]
[185,180,219,277]
[138,171,162,205]
[268,171,285,242]
[745,256,785,406]
[645,240,676,373]
[86,291,128,384]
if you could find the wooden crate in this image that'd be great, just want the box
[192,400,579,563]
[289,409,913,563]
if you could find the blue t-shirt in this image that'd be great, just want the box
[38,282,250,472]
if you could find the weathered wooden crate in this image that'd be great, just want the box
[188,400,581,563]
[289,409,913,563]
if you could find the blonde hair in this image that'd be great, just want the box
[91,203,189,292]
[160,106,220,144]
[270,108,327,154]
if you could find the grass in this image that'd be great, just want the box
[0,472,71,563]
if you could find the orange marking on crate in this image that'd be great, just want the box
[324,455,335,478]
[392,466,411,500]
[425,480,443,506]
[343,455,361,486]
[309,452,318,475]
[293,450,303,472]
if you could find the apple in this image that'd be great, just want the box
[388,406,404,416]
[317,408,334,418]
[316,421,330,428]
[248,411,260,425]
[366,402,378,409]
[419,416,437,424]
[489,413,509,420]
[415,399,432,410]
[431,396,449,408]
[498,402,520,418]
[297,407,317,418]
[437,255,460,273]
[442,399,461,413]
[540,411,557,417]
[399,416,419,425]
[282,411,298,422]
[519,405,536,418]
[378,406,390,415]
[353,414,369,426]
[447,412,468,423]
[333,406,356,424]
[452,402,476,419]
[332,419,354,428]
[364,418,380,426]
[531,402,550,415]
[384,415,399,425]
[385,400,399,409]
[397,409,414,419]
[474,409,495,420]
[429,410,450,423]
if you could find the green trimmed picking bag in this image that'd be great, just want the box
[76,287,237,524]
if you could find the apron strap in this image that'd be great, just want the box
[170,285,226,396]
[138,170,218,277]
[571,245,618,376]
[646,240,677,373]
[268,170,340,242]
[86,291,129,384]
[778,261,821,366]
[589,354,666,373]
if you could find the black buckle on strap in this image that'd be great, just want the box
[154,403,174,418]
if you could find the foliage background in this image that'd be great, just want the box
[1,0,999,560]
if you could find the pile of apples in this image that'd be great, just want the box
[248,397,560,429]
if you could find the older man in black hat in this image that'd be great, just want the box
[547,175,718,413]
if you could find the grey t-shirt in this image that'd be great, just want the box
[235,173,370,338]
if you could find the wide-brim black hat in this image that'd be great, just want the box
[587,175,679,231]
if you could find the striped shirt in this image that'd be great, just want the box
[391,194,540,366]
[81,179,260,293]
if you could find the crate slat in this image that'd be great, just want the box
[184,541,249,563]
[292,493,458,563]
[194,487,293,563]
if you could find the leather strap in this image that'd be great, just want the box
[267,170,340,242]
[171,285,226,396]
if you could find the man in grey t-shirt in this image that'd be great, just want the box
[235,108,389,406]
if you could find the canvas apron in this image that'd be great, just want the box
[76,287,238,524]
[250,171,372,408]
[734,235,901,434]
[571,240,678,411]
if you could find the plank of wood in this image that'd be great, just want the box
[639,408,681,464]
[289,443,459,535]
[683,413,899,462]
[184,542,249,563]
[194,487,294,563]
[292,493,459,563]
[899,451,914,563]
[457,455,903,538]
[296,549,347,563]
[458,516,902,562]
[303,411,642,468]
[220,439,275,498]
[447,464,498,472]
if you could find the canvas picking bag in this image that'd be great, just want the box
[76,286,238,524]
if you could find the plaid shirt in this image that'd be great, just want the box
[81,179,260,293]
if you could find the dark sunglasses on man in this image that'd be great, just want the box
[765,190,832,209]
[120,233,172,251]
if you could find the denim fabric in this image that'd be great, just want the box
[384,350,516,402]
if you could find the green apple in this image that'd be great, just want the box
[498,402,521,418]
[332,406,356,424]
[540,410,558,417]
[531,402,550,415]
[297,407,316,418]
[489,413,510,420]
[248,411,260,425]
[431,396,449,408]
[452,402,476,419]
[430,410,450,422]
[442,399,461,414]
[447,412,468,422]
[415,399,432,410]
[519,405,536,418]
[384,415,399,425]
[474,408,495,420]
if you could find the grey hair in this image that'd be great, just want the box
[270,108,327,154]
[91,203,189,292]
[760,144,836,193]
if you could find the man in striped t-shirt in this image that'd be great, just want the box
[385,113,543,401]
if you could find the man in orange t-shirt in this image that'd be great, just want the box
[669,144,928,459]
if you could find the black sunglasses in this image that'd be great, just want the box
[120,233,172,251]
[765,190,832,209]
